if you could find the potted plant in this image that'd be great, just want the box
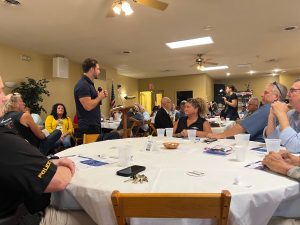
[12,77,50,114]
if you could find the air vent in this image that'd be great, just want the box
[284,26,298,31]
[4,0,20,5]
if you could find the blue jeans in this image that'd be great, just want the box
[55,135,72,148]
[39,130,61,155]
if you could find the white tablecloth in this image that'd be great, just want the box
[56,138,300,225]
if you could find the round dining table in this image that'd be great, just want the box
[54,137,300,225]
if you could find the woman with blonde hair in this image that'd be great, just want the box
[45,103,73,149]
[173,97,212,137]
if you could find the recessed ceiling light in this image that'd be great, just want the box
[272,73,277,76]
[249,70,255,75]
[166,37,213,49]
[284,26,298,31]
[273,68,280,73]
[201,65,228,71]
[226,72,231,76]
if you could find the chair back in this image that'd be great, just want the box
[146,120,157,136]
[83,133,99,144]
[111,190,231,225]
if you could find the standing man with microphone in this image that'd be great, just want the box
[74,58,119,141]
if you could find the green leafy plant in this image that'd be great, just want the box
[12,77,50,114]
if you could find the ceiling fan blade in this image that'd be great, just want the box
[205,62,218,66]
[135,0,168,11]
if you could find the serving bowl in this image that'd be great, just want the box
[163,142,180,149]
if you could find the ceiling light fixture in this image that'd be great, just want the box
[196,64,205,71]
[249,70,255,75]
[113,0,133,16]
[273,68,280,73]
[226,72,231,76]
[201,65,228,71]
[166,37,213,49]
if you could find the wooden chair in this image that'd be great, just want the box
[83,133,99,144]
[73,123,82,145]
[111,190,231,225]
[147,120,157,136]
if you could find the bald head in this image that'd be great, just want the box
[161,97,172,111]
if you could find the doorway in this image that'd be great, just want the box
[139,90,164,113]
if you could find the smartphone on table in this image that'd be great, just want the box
[116,165,146,177]
[203,138,218,143]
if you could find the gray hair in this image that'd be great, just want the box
[3,92,22,114]
[248,97,259,106]
[271,82,287,102]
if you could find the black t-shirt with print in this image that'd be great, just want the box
[175,116,206,134]
[0,127,57,218]
[0,111,40,148]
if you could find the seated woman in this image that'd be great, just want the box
[173,98,212,137]
[45,103,73,149]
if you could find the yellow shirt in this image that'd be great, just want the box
[45,115,73,135]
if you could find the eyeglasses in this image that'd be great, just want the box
[289,88,300,93]
[272,82,283,98]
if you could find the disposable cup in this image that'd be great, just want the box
[234,134,250,147]
[165,128,173,138]
[226,118,230,122]
[235,145,247,162]
[187,129,196,141]
[157,128,165,138]
[265,139,281,153]
[118,145,131,167]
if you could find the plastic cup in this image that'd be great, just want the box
[187,129,196,141]
[234,134,250,147]
[109,117,114,122]
[157,128,165,138]
[118,146,131,167]
[235,145,247,162]
[226,118,230,122]
[265,139,281,153]
[165,128,173,138]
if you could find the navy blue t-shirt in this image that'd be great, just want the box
[74,75,101,134]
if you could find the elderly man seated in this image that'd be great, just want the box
[265,79,300,153]
[242,97,259,119]
[155,97,173,129]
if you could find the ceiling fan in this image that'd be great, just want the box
[107,0,168,17]
[192,54,218,71]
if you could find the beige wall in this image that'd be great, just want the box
[138,74,214,105]
[279,73,300,89]
[0,43,139,120]
[216,76,280,100]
